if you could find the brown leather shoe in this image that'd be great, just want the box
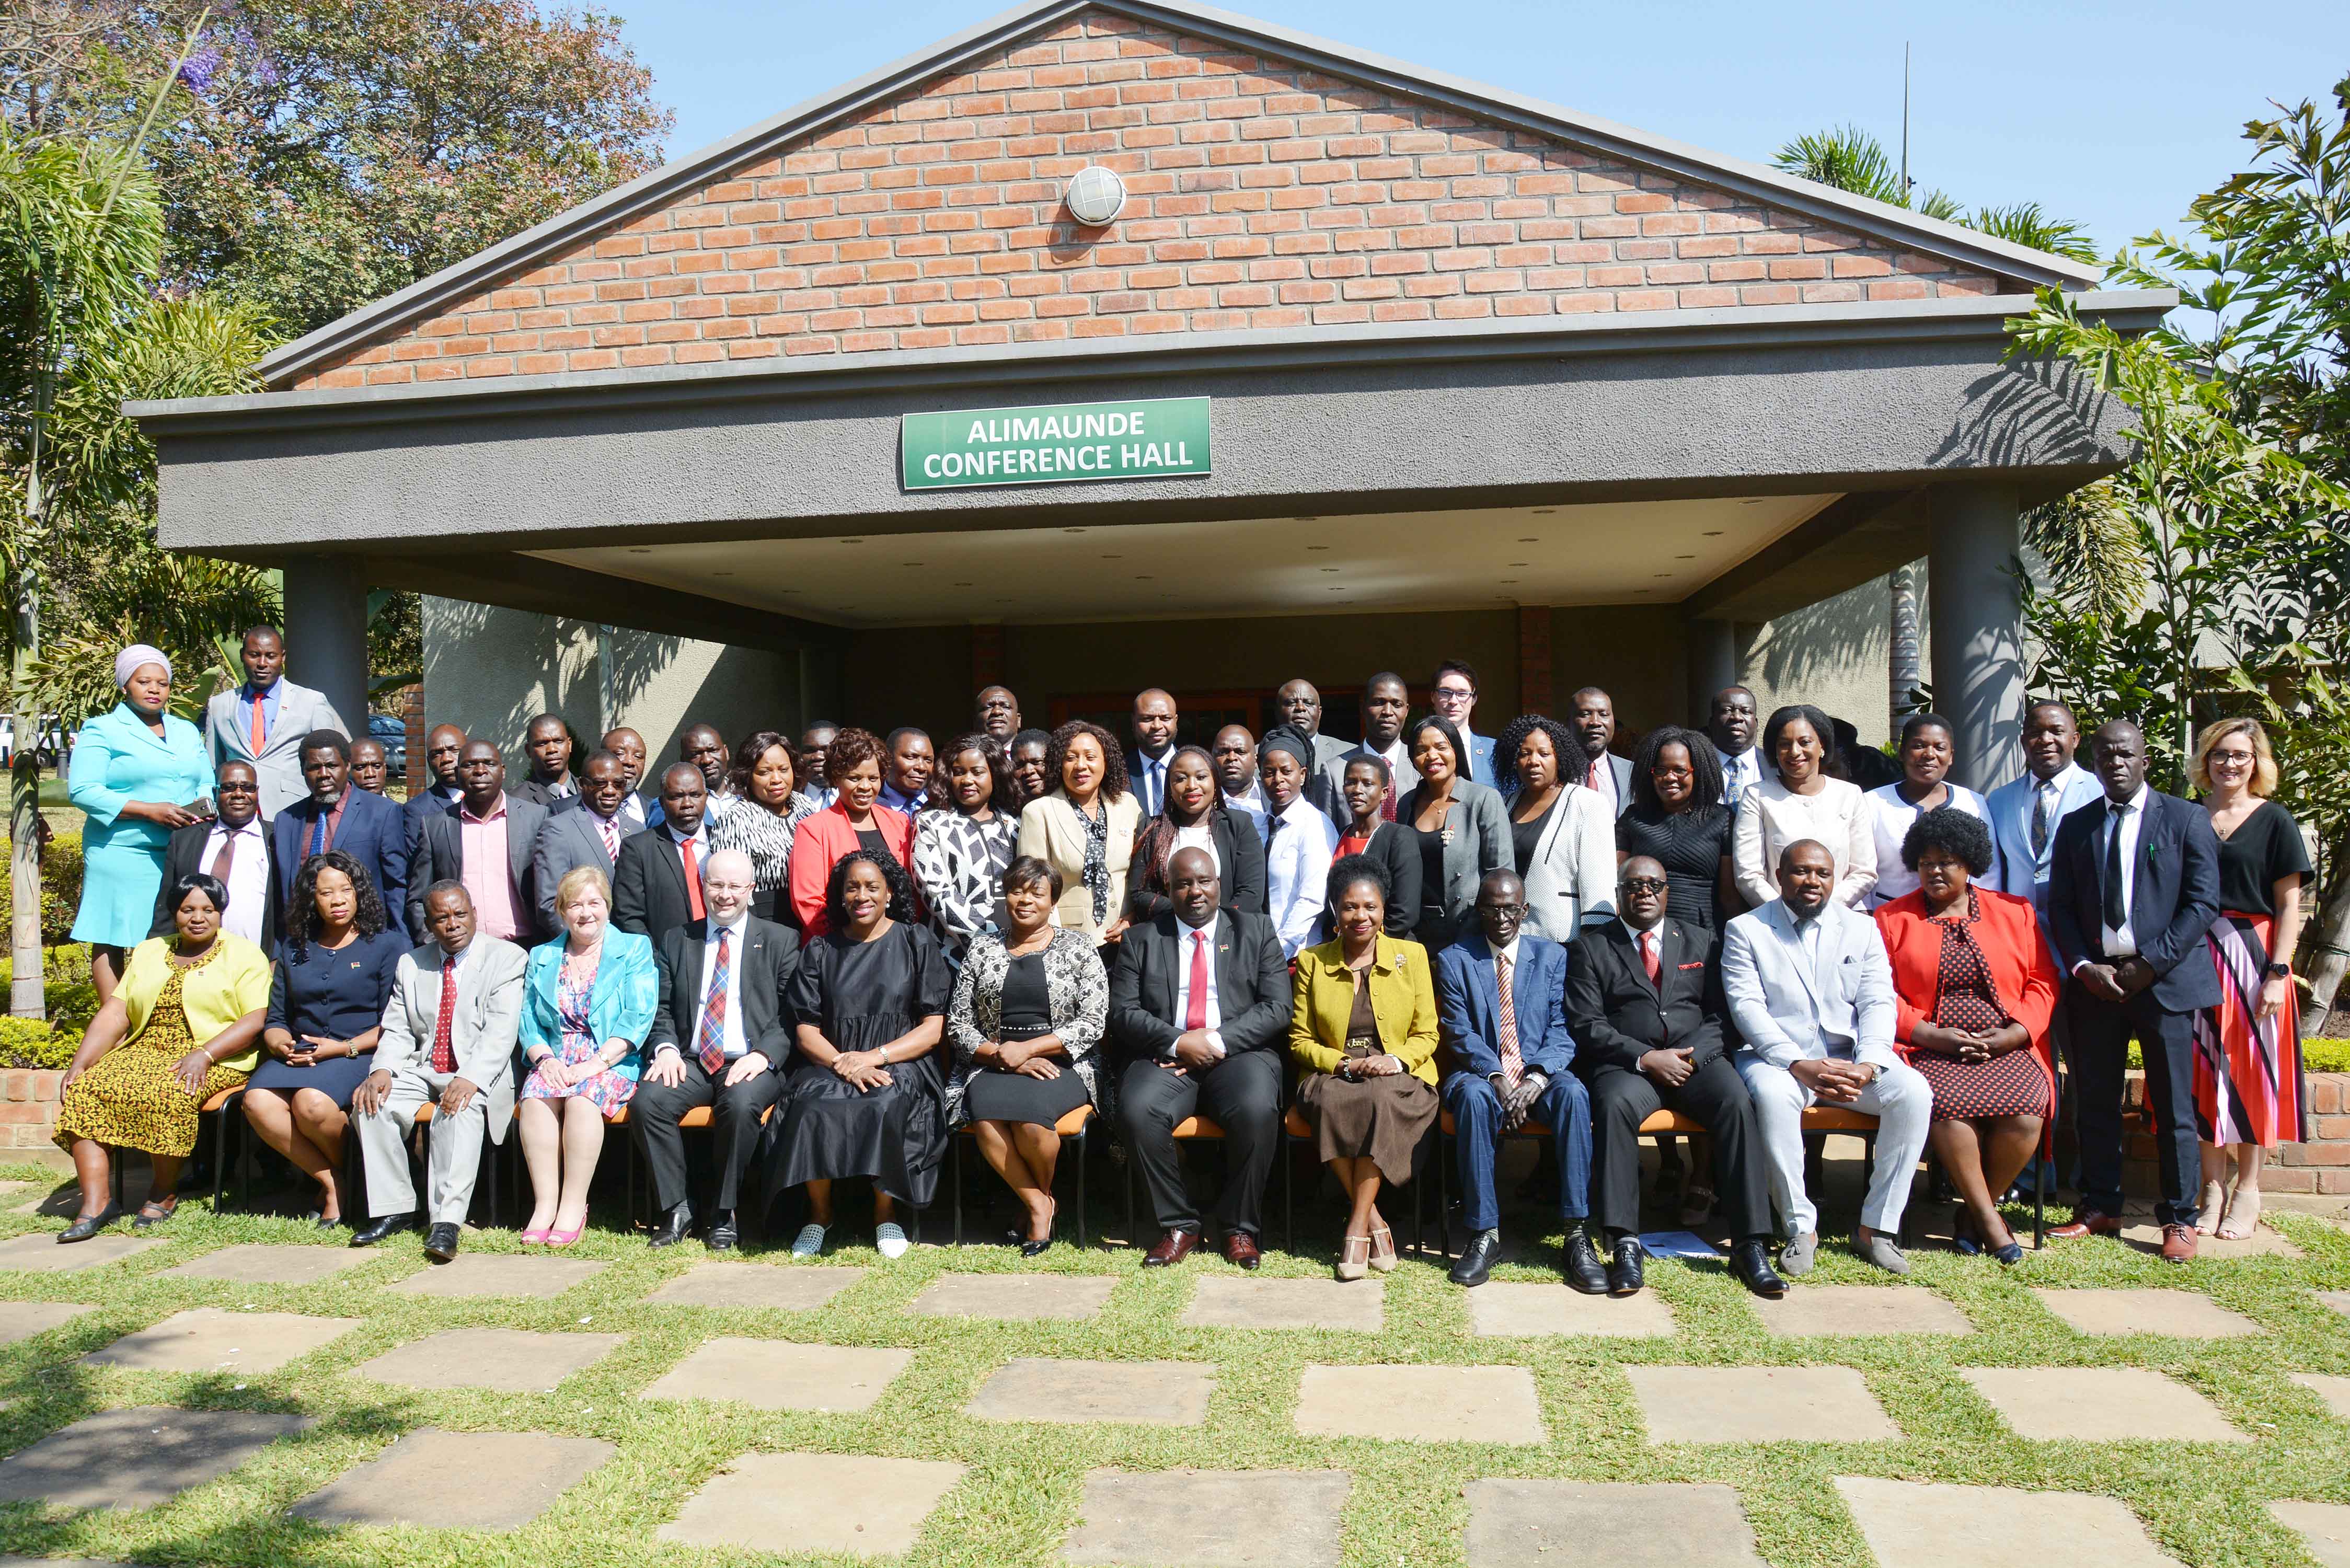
[2047,1209,2123,1241]
[1221,1231,1260,1269]
[2160,1223,2198,1264]
[1142,1229,1201,1267]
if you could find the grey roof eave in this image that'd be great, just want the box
[250,0,2109,390]
[137,287,2175,437]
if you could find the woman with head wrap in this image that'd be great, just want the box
[67,646,214,1002]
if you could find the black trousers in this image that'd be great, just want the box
[1118,1050,1282,1238]
[1588,1054,1772,1242]
[2068,987,2201,1227]
[633,1053,781,1213]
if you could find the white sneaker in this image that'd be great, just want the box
[790,1223,826,1259]
[874,1221,909,1259]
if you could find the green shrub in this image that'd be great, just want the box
[0,1016,69,1070]
[2126,1038,2350,1073]
[0,832,83,948]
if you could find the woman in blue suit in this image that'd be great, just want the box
[68,647,213,1002]
[516,863,658,1244]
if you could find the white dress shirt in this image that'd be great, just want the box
[1264,794,1339,958]
[1222,782,1268,833]
[1719,745,1762,811]
[661,913,751,1061]
[1169,912,1226,1057]
[1579,746,1619,814]
[2094,782,2149,962]
[199,817,270,947]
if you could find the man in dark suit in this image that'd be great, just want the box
[509,712,581,813]
[402,723,468,864]
[1568,687,1635,818]
[1435,870,1594,1291]
[271,731,408,926]
[152,761,281,956]
[636,847,798,1251]
[1569,856,1784,1298]
[533,750,634,932]
[408,740,548,944]
[614,763,711,943]
[2046,719,2223,1261]
[1110,846,1292,1268]
[1128,688,1178,818]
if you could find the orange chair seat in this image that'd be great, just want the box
[1436,1106,1880,1136]
[1170,1116,1223,1139]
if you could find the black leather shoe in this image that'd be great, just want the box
[1562,1226,1609,1295]
[423,1222,461,1262]
[650,1200,694,1248]
[350,1212,417,1248]
[58,1205,122,1243]
[1449,1228,1502,1287]
[705,1210,738,1252]
[1730,1239,1788,1299]
[1607,1236,1648,1297]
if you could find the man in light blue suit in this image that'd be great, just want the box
[1985,700,2103,915]
[1431,660,1498,788]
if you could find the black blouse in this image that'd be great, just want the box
[2212,799,2312,917]
[1615,802,1733,932]
[1510,794,1558,880]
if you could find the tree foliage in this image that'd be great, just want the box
[1771,124,2101,265]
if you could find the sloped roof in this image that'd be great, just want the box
[256,0,2104,388]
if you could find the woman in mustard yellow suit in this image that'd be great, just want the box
[1291,855,1441,1280]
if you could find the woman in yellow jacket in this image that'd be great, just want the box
[1291,855,1441,1279]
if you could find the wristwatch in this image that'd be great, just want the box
[2264,961,2292,981]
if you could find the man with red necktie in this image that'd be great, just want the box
[1568,687,1635,820]
[202,624,348,821]
[613,763,712,943]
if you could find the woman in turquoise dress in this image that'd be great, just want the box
[68,646,213,1002]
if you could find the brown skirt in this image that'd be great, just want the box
[1294,1070,1437,1185]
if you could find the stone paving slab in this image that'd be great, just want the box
[352,1328,627,1393]
[0,1301,97,1346]
[2293,1373,2350,1422]
[2120,1218,2300,1259]
[0,1406,313,1511]
[2271,1501,2350,1568]
[1294,1365,1545,1446]
[1961,1368,2247,1444]
[1836,1476,2181,1566]
[641,1336,914,1413]
[162,1244,371,1286]
[1752,1286,1973,1339]
[1464,1478,1765,1566]
[1626,1366,1898,1444]
[1065,1468,1350,1566]
[2317,1290,2350,1320]
[646,1261,866,1310]
[387,1252,607,1299]
[0,1557,137,1567]
[82,1307,361,1374]
[1465,1282,1674,1339]
[292,1428,616,1531]
[2031,1287,2261,1339]
[908,1273,1116,1322]
[0,1234,159,1273]
[1181,1276,1383,1333]
[660,1451,966,1558]
[969,1358,1214,1427]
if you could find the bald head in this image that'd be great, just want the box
[2090,719,2148,802]
[1133,687,1177,758]
[702,846,755,923]
[1167,845,1220,929]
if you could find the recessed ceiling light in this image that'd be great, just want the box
[952,580,973,586]
[839,537,863,544]
[1702,530,1724,537]
[1507,561,1528,567]
[902,561,924,567]
[1653,572,1673,578]
[1742,498,1767,504]
[1517,537,1539,543]
[1676,554,1696,560]
[1306,545,1329,551]
[1064,527,1087,533]
[1101,554,1122,559]
[711,570,735,577]
[1294,516,1318,522]
[1320,567,1339,572]
[1135,574,1154,580]
[627,547,651,555]
[1328,586,1346,592]
[1533,508,1556,515]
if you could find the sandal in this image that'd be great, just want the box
[2194,1180,2226,1236]
[2217,1187,2261,1242]
[1335,1233,1370,1282]
[1367,1220,1397,1273]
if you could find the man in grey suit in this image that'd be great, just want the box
[1722,839,1929,1277]
[1568,687,1635,818]
[349,882,527,1261]
[408,741,548,943]
[203,624,348,819]
[1276,678,1354,778]
[533,749,633,932]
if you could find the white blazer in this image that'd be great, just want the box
[204,679,348,820]
[1721,898,1898,1074]
[1515,783,1617,944]
[1732,774,1877,912]
[374,935,529,1144]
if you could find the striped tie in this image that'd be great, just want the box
[1495,953,1522,1089]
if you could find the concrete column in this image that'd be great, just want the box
[281,555,371,735]
[1928,483,2025,793]
[1686,617,1738,726]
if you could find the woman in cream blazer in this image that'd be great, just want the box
[1013,721,1144,942]
[1732,702,1877,910]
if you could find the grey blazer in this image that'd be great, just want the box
[1393,777,1511,948]
[532,805,628,932]
[1720,897,1898,1074]
[204,679,348,820]
[374,935,529,1143]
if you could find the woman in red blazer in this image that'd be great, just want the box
[1873,806,2057,1265]
[788,728,918,935]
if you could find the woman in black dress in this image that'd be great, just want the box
[1615,724,1738,933]
[240,849,405,1228]
[764,850,950,1260]
[1327,756,1418,939]
[946,857,1108,1254]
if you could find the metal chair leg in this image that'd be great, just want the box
[1075,1126,1087,1250]
[2034,1132,2049,1249]
[952,1134,963,1248]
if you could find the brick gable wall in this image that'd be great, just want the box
[291,10,2008,391]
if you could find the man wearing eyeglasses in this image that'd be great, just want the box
[1429,660,1497,787]
[1567,856,1785,1298]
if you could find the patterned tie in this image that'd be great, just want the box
[307,811,326,860]
[429,962,459,1074]
[249,693,266,755]
[1641,928,1662,986]
[2031,783,2053,858]
[681,836,706,921]
[1494,952,1523,1089]
[596,814,619,859]
[1185,929,1210,1031]
[697,927,731,1075]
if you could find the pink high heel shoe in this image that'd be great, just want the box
[520,1226,552,1245]
[547,1221,584,1247]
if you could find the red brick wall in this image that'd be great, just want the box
[2124,1071,2350,1197]
[292,9,2005,390]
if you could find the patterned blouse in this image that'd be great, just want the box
[943,926,1108,1123]
[712,793,820,895]
[912,807,1019,963]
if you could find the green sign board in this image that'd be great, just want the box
[901,396,1210,490]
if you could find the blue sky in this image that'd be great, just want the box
[601,0,2348,267]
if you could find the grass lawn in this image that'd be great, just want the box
[0,1148,2341,1566]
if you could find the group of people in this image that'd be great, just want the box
[50,631,2313,1294]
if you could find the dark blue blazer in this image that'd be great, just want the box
[2046,787,2222,1012]
[1434,931,1576,1080]
[270,787,410,932]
